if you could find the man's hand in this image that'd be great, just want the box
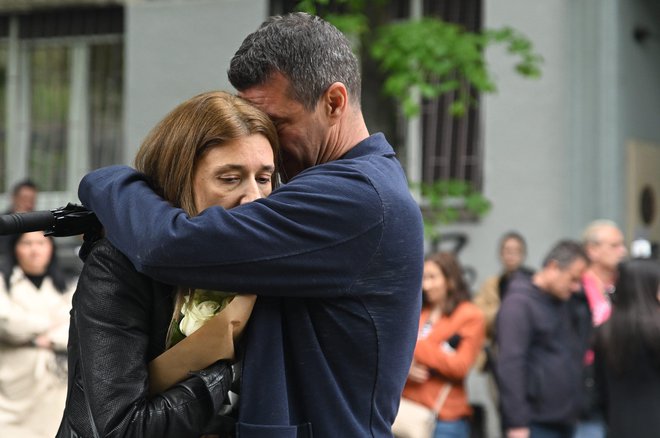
[507,427,530,438]
[407,361,430,383]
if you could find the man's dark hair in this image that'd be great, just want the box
[228,12,361,110]
[11,178,38,196]
[541,239,589,269]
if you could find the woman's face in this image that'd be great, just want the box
[501,237,525,273]
[422,260,448,305]
[15,232,53,276]
[193,134,275,211]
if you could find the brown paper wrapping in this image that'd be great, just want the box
[148,294,256,396]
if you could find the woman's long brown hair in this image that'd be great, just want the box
[423,252,471,316]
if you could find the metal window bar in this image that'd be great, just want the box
[29,44,70,192]
[0,44,6,192]
[89,41,123,169]
[422,0,482,189]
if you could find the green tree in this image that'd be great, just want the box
[295,1,542,239]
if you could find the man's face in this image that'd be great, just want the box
[13,187,37,212]
[239,72,328,181]
[587,226,627,271]
[547,258,588,301]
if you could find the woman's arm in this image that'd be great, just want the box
[0,274,51,344]
[73,240,232,437]
[413,303,486,380]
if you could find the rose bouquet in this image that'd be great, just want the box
[168,289,236,347]
[148,290,256,395]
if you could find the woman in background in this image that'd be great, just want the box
[401,252,485,438]
[474,231,533,339]
[594,259,660,438]
[0,231,74,438]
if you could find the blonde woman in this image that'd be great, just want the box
[57,91,278,437]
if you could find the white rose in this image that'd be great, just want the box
[179,299,221,337]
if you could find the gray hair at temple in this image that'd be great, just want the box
[542,240,590,269]
[228,12,361,111]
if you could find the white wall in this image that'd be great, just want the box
[123,0,268,161]
[451,0,573,284]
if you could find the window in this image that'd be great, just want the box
[29,44,70,191]
[269,0,483,190]
[0,5,123,201]
[421,0,483,188]
[0,43,6,193]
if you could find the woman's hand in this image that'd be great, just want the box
[34,333,53,349]
[408,360,430,383]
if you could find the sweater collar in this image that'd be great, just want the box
[341,133,395,160]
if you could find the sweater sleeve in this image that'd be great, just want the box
[495,294,533,428]
[78,165,384,297]
[74,241,232,437]
[413,303,486,380]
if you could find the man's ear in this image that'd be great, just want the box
[323,82,348,124]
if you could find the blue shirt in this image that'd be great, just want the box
[78,133,424,437]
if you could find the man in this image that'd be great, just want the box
[572,220,627,438]
[496,240,589,438]
[0,179,38,265]
[78,12,424,438]
[5,179,38,214]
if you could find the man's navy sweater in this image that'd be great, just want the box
[78,133,424,437]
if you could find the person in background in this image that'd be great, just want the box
[56,91,277,437]
[401,252,486,438]
[474,231,534,363]
[593,259,660,438]
[0,231,73,438]
[5,179,38,214]
[0,179,39,266]
[571,220,627,438]
[496,240,590,438]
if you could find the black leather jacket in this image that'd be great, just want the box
[56,239,232,437]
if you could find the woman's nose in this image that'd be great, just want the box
[239,181,263,205]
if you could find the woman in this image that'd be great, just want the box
[401,252,485,438]
[594,259,660,438]
[474,231,533,339]
[0,231,74,438]
[56,91,279,437]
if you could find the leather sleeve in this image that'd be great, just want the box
[73,240,231,437]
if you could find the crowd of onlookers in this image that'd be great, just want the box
[398,221,660,438]
[0,179,658,438]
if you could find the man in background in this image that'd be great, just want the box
[496,240,590,438]
[572,220,627,438]
[0,179,39,265]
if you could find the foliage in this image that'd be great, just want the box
[297,1,543,118]
[412,180,491,241]
[371,21,542,117]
